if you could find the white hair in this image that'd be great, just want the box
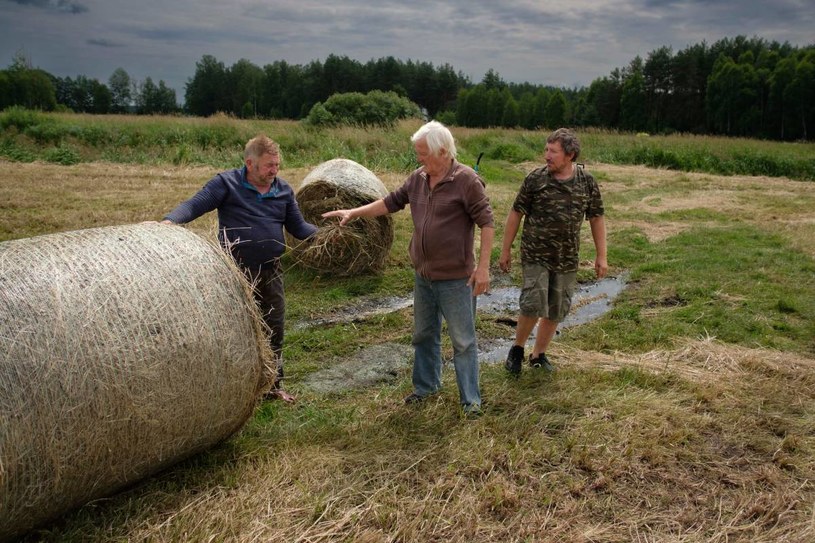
[410,120,457,159]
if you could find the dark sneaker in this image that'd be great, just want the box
[529,353,555,372]
[504,345,524,376]
[404,392,425,404]
[463,404,483,419]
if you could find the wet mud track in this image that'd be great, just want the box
[299,274,627,393]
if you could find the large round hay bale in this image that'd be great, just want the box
[0,222,274,542]
[290,158,394,275]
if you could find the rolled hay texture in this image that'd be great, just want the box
[0,222,275,542]
[290,158,394,275]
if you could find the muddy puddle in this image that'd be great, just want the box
[300,274,627,393]
[477,273,627,363]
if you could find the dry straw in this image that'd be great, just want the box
[289,158,394,275]
[0,222,275,542]
[559,335,815,382]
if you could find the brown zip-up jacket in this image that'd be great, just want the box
[384,160,494,280]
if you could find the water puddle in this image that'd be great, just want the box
[299,274,627,393]
[296,274,627,333]
[478,273,628,363]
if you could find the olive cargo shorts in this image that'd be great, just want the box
[519,263,577,322]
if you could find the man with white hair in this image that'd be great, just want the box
[323,121,494,416]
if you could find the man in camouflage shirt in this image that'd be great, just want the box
[499,128,607,374]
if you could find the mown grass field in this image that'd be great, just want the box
[2,113,815,542]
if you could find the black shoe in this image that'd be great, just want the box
[529,353,555,372]
[404,392,425,404]
[504,345,524,375]
[463,404,483,419]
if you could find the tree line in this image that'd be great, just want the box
[1,35,813,140]
[0,53,177,115]
[574,35,814,140]
[183,54,467,121]
[456,36,814,141]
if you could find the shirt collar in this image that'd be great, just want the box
[241,166,280,198]
[421,159,459,184]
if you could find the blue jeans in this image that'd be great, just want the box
[412,273,481,408]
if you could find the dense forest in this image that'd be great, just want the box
[1,35,813,140]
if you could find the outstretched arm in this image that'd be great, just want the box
[322,199,389,226]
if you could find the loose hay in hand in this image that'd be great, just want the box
[289,158,394,276]
[0,222,275,542]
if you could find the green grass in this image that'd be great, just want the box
[565,225,815,354]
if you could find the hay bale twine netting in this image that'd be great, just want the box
[290,158,394,275]
[0,222,274,542]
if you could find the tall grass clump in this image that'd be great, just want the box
[0,138,36,162]
[0,105,48,131]
[43,144,81,165]
[278,121,421,172]
[190,114,245,149]
[75,124,113,146]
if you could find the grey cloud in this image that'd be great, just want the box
[7,0,87,14]
[120,16,276,46]
[638,0,810,29]
[87,38,125,48]
[131,27,197,42]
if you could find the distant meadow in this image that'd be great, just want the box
[1,108,813,180]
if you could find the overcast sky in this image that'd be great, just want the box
[1,0,813,103]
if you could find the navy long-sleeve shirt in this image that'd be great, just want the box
[165,167,317,270]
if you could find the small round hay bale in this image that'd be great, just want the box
[290,158,394,275]
[0,222,274,542]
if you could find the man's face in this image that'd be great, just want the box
[414,138,448,178]
[248,152,280,184]
[544,140,574,176]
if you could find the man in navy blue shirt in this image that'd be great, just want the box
[164,135,317,403]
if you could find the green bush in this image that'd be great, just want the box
[305,103,335,126]
[434,110,456,126]
[305,90,422,128]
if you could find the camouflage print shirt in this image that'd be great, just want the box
[512,165,604,272]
